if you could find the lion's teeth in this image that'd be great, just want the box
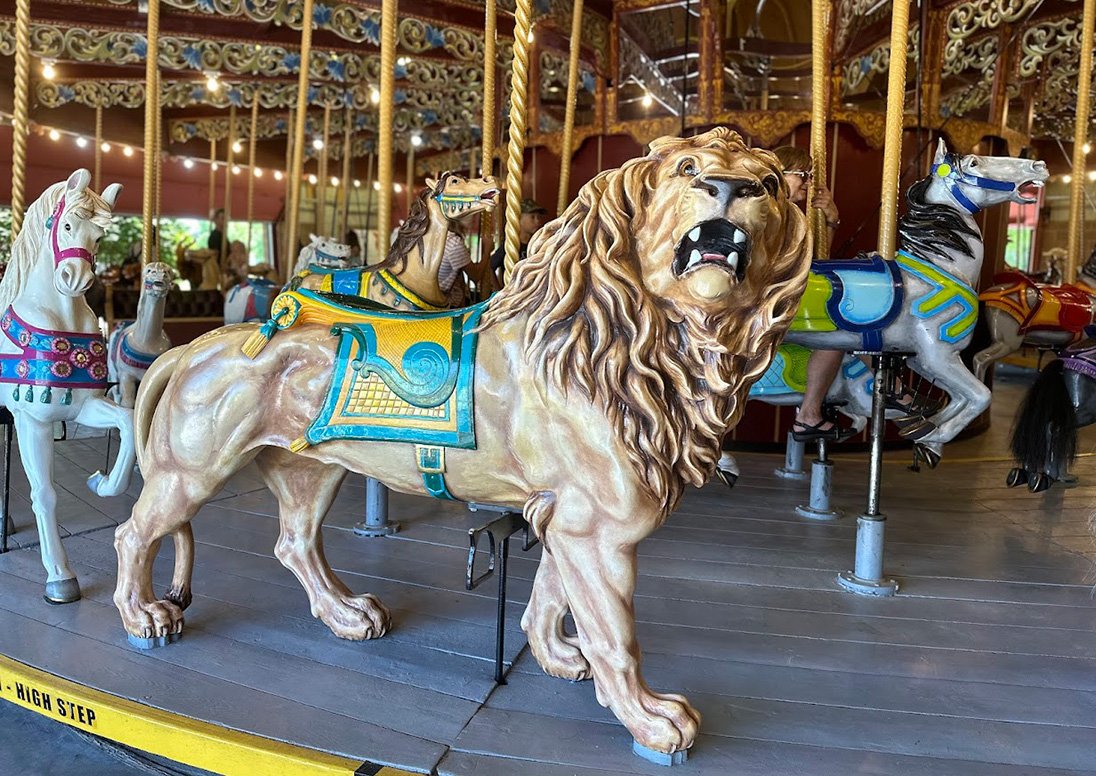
[733,229,747,244]
[688,249,702,268]
[688,227,701,242]
[728,251,739,269]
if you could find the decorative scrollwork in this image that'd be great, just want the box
[841,27,919,95]
[942,34,995,77]
[539,49,596,101]
[943,0,1076,65]
[36,81,144,109]
[1017,15,1081,78]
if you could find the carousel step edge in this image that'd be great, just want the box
[0,652,416,776]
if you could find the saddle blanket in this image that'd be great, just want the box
[297,266,442,311]
[298,299,488,450]
[791,253,904,350]
[751,345,868,398]
[1061,340,1096,381]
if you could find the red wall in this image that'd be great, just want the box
[0,125,287,221]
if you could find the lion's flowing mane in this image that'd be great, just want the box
[482,130,810,518]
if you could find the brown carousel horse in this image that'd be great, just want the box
[973,249,1096,380]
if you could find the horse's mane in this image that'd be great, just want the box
[481,132,809,516]
[897,177,979,265]
[375,173,449,274]
[0,182,112,313]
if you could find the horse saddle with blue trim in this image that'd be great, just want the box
[792,253,905,350]
[290,299,487,459]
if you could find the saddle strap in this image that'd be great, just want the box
[417,445,456,500]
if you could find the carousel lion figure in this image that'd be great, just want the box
[113,128,810,754]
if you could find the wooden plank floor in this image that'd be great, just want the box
[0,378,1093,775]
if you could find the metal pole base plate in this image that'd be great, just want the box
[127,631,182,650]
[353,521,400,537]
[774,467,809,481]
[632,741,688,766]
[836,570,898,597]
[796,504,843,521]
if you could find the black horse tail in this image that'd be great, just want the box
[1010,360,1077,477]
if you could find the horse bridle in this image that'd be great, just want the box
[931,153,1017,215]
[45,194,96,267]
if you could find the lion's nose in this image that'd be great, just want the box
[693,177,764,208]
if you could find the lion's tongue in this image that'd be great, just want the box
[702,253,726,262]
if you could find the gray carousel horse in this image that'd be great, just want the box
[1007,332,1096,492]
[972,250,1096,381]
[717,140,1045,484]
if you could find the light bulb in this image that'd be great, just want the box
[232,140,242,154]
[410,134,423,147]
[370,88,380,105]
[527,29,535,43]
[394,183,403,193]
[1088,170,1096,182]
[1063,174,1072,184]
[373,181,381,191]
[353,179,362,188]
[123,145,134,157]
[101,142,111,153]
[42,61,56,80]
[183,158,195,169]
[254,167,263,177]
[642,93,653,108]
[232,165,241,175]
[273,170,284,181]
[75,136,88,148]
[397,56,410,66]
[212,162,220,172]
[1084,143,1092,155]
[308,173,318,185]
[48,129,61,141]
[330,176,340,187]
[312,138,324,150]
[206,73,221,92]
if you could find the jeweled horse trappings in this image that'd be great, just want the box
[0,169,136,603]
[1007,331,1096,492]
[785,139,1048,468]
[972,251,1096,380]
[291,172,499,310]
[107,262,173,408]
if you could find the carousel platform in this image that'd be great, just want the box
[0,380,1093,775]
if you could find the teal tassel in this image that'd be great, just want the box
[40,386,51,404]
[23,386,33,402]
[61,388,72,406]
[11,387,19,402]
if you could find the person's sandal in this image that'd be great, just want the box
[792,419,855,443]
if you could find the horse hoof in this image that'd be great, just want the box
[715,468,738,489]
[914,445,940,470]
[1005,468,1029,488]
[1028,474,1052,493]
[897,419,936,441]
[44,578,81,605]
[86,471,105,496]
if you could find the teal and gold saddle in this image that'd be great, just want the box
[278,290,487,499]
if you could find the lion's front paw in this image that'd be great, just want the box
[316,593,391,641]
[619,690,701,753]
[527,631,591,681]
[120,598,185,640]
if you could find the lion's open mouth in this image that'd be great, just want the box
[672,219,750,281]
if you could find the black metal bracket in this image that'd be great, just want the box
[464,503,539,685]
[1,407,14,553]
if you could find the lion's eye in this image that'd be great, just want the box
[677,159,699,177]
[762,176,779,197]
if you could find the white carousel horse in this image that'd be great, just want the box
[783,139,1047,468]
[291,234,356,277]
[0,169,136,603]
[107,262,174,408]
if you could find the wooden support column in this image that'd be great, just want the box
[556,0,584,215]
[317,103,331,236]
[224,103,237,266]
[247,97,259,254]
[339,106,353,238]
[698,0,715,120]
[93,104,104,192]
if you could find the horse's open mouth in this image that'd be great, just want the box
[478,189,500,208]
[1016,179,1045,204]
[672,219,750,281]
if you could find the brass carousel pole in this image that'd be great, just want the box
[208,138,217,219]
[141,0,161,263]
[503,0,534,283]
[154,68,162,258]
[317,103,331,236]
[247,97,259,255]
[281,106,294,280]
[224,104,237,267]
[285,0,315,276]
[375,0,398,256]
[363,150,375,263]
[556,0,584,215]
[406,143,415,213]
[480,0,498,281]
[10,0,30,235]
[338,106,353,238]
[836,0,909,599]
[94,103,104,192]
[1067,0,1096,281]
[809,0,831,258]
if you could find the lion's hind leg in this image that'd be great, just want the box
[257,448,391,641]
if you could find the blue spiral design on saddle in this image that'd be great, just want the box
[401,342,451,393]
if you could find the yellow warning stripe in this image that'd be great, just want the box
[0,653,414,776]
